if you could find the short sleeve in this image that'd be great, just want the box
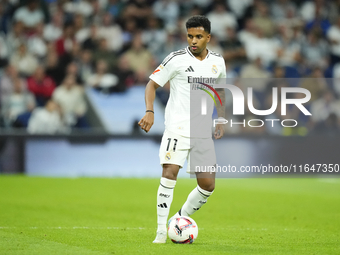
[149,54,177,87]
[219,59,227,79]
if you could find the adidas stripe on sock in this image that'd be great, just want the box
[156,177,176,232]
[180,185,213,217]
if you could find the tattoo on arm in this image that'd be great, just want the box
[215,88,225,118]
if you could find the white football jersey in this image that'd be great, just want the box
[150,46,226,138]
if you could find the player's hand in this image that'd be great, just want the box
[138,112,154,133]
[214,124,224,139]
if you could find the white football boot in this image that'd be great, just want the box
[168,211,181,226]
[152,230,167,243]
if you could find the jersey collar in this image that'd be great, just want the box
[186,46,210,61]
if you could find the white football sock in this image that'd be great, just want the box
[156,177,176,232]
[179,185,213,217]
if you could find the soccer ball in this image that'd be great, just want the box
[168,216,198,244]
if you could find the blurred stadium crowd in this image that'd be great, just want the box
[0,0,340,135]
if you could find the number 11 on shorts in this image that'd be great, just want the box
[166,138,178,152]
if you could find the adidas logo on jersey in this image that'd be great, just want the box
[185,66,195,72]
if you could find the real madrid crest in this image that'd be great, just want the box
[165,152,171,161]
[212,65,218,74]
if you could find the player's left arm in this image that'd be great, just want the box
[214,88,225,139]
[214,61,227,140]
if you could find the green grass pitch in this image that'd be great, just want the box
[0,176,339,255]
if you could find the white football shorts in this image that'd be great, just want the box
[159,129,216,173]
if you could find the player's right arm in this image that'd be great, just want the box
[138,80,160,133]
[139,51,178,133]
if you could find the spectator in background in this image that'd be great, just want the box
[82,25,99,51]
[64,61,83,85]
[305,5,331,37]
[77,50,94,85]
[207,2,237,42]
[27,99,66,134]
[271,0,297,22]
[301,31,329,69]
[112,55,135,93]
[93,38,118,72]
[58,42,82,74]
[299,67,328,103]
[123,33,154,83]
[178,4,202,33]
[253,1,275,38]
[158,31,187,62]
[208,35,223,55]
[87,60,118,93]
[244,27,280,67]
[55,23,75,57]
[241,57,271,79]
[73,14,86,42]
[27,23,47,59]
[121,18,138,47]
[0,65,27,104]
[275,4,302,31]
[92,0,107,23]
[238,18,257,45]
[6,21,25,56]
[27,65,56,106]
[53,74,87,127]
[97,13,124,53]
[265,65,286,93]
[10,43,38,76]
[2,78,35,127]
[332,62,340,95]
[300,0,329,23]
[122,0,152,29]
[141,17,167,61]
[0,31,9,68]
[0,2,7,34]
[63,0,93,18]
[45,50,63,85]
[190,0,210,10]
[227,0,253,21]
[43,10,63,42]
[276,25,302,67]
[221,27,246,66]
[13,0,44,34]
[329,0,340,24]
[327,17,340,65]
[153,0,179,31]
[107,0,125,17]
[240,57,271,103]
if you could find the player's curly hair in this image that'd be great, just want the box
[186,15,211,34]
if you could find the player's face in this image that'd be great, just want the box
[187,27,211,55]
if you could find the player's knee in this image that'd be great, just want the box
[199,182,215,192]
[206,183,215,192]
[162,164,178,180]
